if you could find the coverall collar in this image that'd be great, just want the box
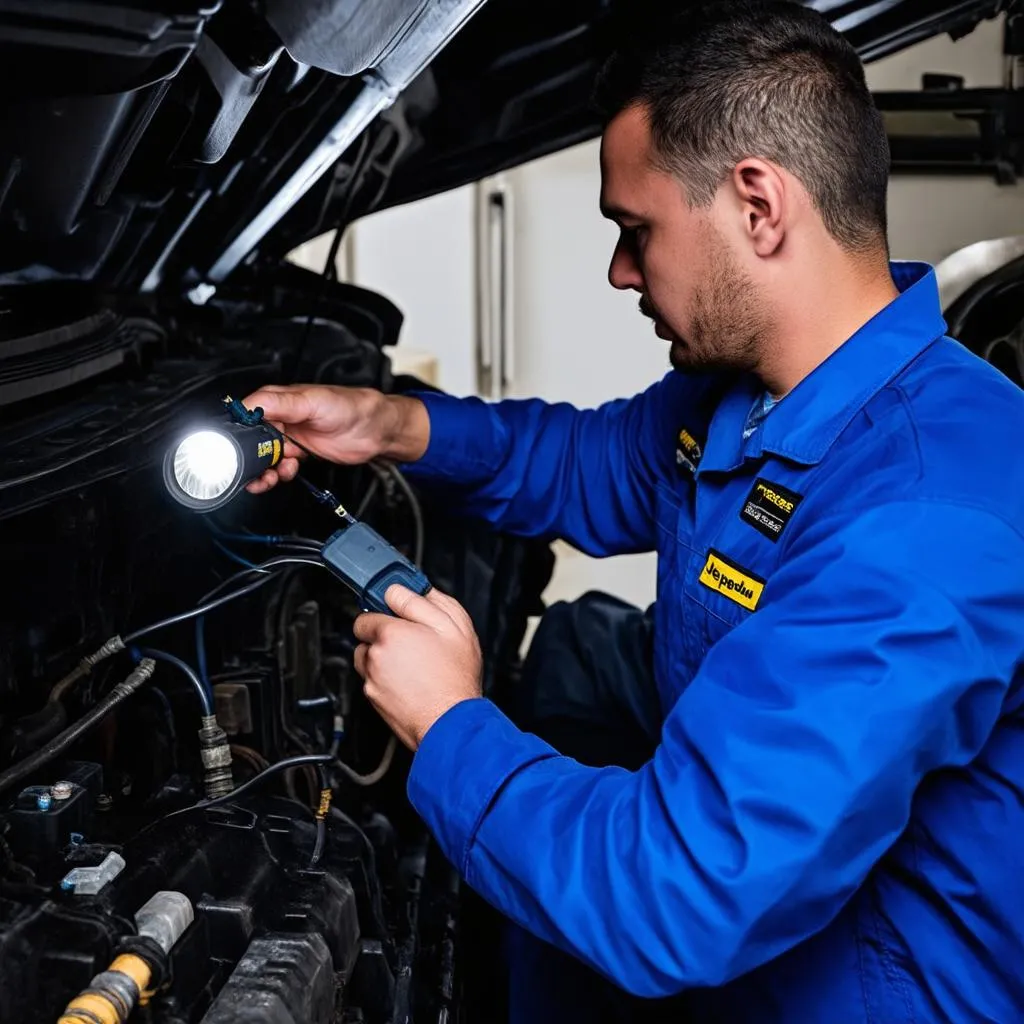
[699,261,948,474]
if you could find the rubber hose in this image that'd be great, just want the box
[0,660,155,797]
[3,702,68,760]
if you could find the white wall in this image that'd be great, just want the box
[867,15,1024,263]
[349,186,478,395]
[503,143,669,612]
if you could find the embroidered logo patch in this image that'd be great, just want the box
[699,550,765,612]
[739,478,803,542]
[675,428,703,474]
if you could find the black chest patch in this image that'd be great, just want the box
[740,478,803,541]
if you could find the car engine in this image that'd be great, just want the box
[0,268,554,1024]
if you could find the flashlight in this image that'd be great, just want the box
[163,399,284,512]
[163,398,433,613]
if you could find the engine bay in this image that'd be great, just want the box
[0,266,554,1024]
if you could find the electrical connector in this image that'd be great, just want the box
[197,715,234,799]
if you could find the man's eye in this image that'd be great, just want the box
[625,225,647,244]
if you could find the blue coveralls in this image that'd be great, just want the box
[402,263,1024,1022]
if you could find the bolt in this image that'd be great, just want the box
[51,781,73,801]
[96,794,113,813]
[36,793,52,811]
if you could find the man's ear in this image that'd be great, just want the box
[730,158,786,257]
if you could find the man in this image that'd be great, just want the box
[244,3,1024,1021]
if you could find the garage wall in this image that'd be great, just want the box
[872,15,1024,263]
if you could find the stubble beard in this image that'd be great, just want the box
[669,241,767,375]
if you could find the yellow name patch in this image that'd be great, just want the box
[699,550,765,612]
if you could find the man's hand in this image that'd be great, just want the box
[352,585,483,750]
[239,384,430,493]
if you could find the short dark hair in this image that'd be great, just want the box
[594,0,890,253]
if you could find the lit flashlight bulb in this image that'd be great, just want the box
[164,414,282,512]
[172,430,240,502]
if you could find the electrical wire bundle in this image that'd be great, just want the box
[0,554,325,799]
[0,461,425,870]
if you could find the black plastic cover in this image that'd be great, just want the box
[200,932,336,1024]
[4,761,102,872]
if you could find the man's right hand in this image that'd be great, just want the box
[240,384,430,494]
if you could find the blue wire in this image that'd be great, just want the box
[193,540,262,700]
[130,645,212,717]
[207,521,287,545]
[195,616,212,701]
[212,539,259,570]
[221,532,287,544]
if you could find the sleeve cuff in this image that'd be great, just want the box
[400,391,505,484]
[407,698,558,874]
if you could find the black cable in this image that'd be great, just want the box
[208,527,324,550]
[125,575,276,644]
[132,648,212,717]
[355,475,380,518]
[382,461,425,566]
[150,753,334,825]
[275,542,324,555]
[198,555,326,605]
[311,818,327,866]
[310,763,331,867]
[0,660,156,797]
[125,557,325,644]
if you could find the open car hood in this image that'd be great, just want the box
[0,0,1009,296]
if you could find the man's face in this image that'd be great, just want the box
[600,104,766,373]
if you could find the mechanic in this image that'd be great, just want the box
[243,2,1024,1021]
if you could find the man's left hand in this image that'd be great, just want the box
[352,585,483,750]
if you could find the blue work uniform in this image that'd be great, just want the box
[402,262,1024,1022]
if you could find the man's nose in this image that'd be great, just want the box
[608,241,643,292]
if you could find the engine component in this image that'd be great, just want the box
[0,662,155,798]
[4,761,102,871]
[197,713,234,799]
[136,891,195,955]
[0,789,374,1023]
[60,850,126,896]
[201,933,336,1024]
[58,891,194,1024]
[215,683,254,736]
